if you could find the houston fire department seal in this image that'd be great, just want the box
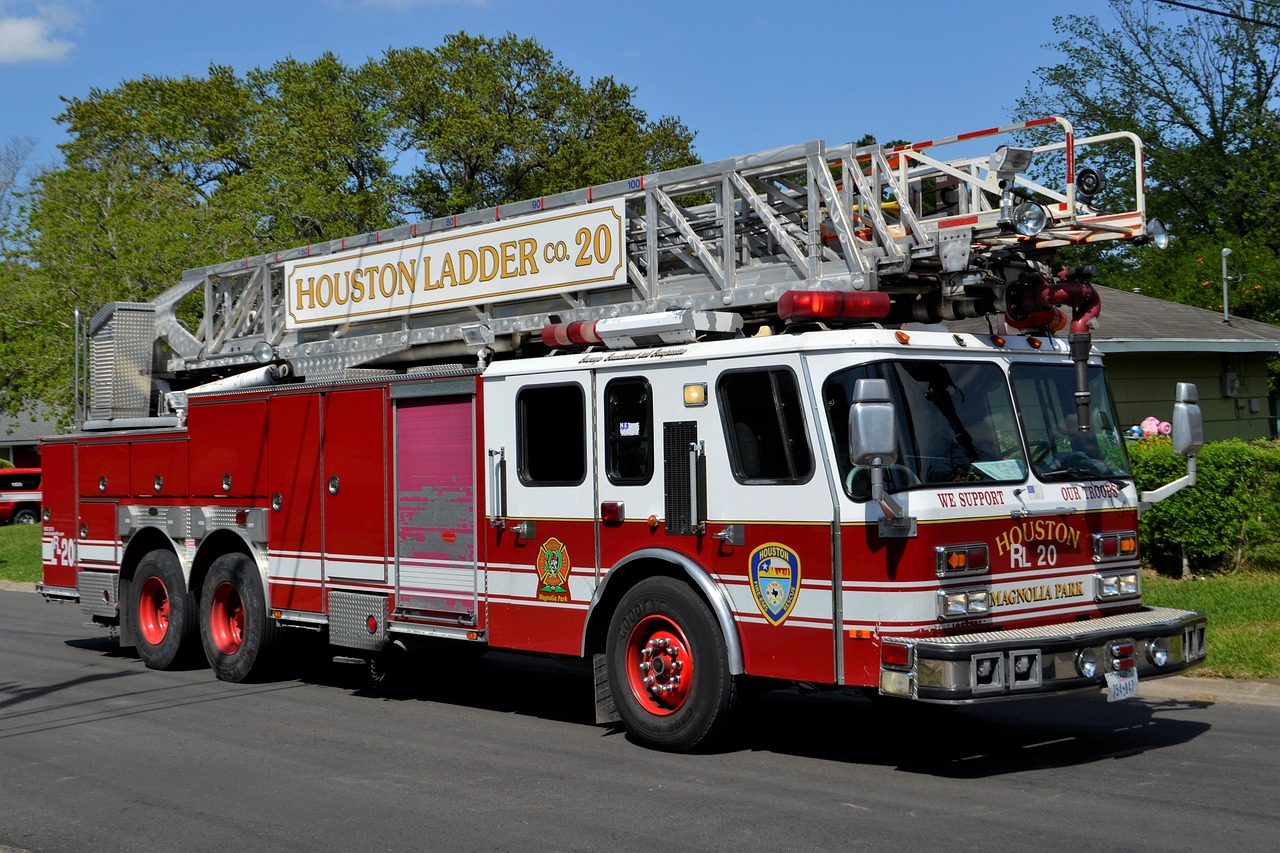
[749,542,801,626]
[535,537,572,603]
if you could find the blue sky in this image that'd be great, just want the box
[0,0,1128,173]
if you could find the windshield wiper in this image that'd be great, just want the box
[1041,466,1129,490]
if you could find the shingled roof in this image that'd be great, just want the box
[949,285,1280,354]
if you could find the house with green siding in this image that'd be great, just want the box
[957,285,1280,443]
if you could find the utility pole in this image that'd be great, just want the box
[1222,247,1232,323]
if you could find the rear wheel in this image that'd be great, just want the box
[133,550,195,670]
[606,577,737,751]
[199,553,278,682]
[12,507,38,525]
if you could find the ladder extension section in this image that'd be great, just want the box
[122,117,1152,381]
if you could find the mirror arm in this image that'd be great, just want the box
[871,463,906,520]
[1139,455,1197,511]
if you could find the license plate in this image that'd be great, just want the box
[1105,669,1139,702]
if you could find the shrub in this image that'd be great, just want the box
[1130,437,1280,575]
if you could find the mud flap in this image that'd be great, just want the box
[593,653,620,724]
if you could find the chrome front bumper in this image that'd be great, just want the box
[881,607,1207,702]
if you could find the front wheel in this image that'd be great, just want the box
[133,550,196,670]
[199,553,278,682]
[606,577,737,752]
[12,507,38,524]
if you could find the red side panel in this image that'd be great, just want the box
[77,501,120,569]
[40,441,78,591]
[78,440,130,497]
[129,437,188,498]
[268,392,324,612]
[187,399,269,497]
[321,388,389,584]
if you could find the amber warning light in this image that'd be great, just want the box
[777,290,891,322]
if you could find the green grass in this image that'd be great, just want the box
[0,523,41,584]
[0,520,1274,677]
[1143,570,1280,679]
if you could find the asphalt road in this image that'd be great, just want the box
[2,589,1277,852]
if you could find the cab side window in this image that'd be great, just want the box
[518,384,586,486]
[605,378,653,485]
[718,368,813,484]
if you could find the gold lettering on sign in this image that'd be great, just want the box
[993,519,1081,556]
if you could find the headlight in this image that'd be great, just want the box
[1076,648,1099,678]
[938,588,991,619]
[1147,637,1170,667]
[1095,571,1140,600]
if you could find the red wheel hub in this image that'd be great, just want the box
[209,582,245,655]
[624,614,694,716]
[138,576,171,645]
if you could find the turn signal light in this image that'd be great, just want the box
[935,543,990,577]
[1093,531,1138,562]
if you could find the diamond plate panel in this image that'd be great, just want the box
[89,303,156,420]
[328,591,389,651]
[77,570,119,618]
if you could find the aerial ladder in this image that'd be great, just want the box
[79,117,1163,428]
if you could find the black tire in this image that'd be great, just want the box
[133,550,196,670]
[199,552,279,682]
[606,577,737,752]
[12,507,38,525]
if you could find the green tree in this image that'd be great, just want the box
[5,57,403,418]
[1,35,698,419]
[241,54,402,245]
[0,135,37,259]
[381,32,697,217]
[1019,0,1280,246]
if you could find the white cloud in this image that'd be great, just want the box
[0,6,75,63]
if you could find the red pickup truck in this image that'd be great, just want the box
[0,468,41,525]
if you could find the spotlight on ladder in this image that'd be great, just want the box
[991,146,1035,232]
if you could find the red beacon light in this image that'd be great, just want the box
[777,290,891,322]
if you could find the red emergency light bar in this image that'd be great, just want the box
[777,290,891,322]
[541,320,601,348]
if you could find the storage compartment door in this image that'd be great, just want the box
[394,395,478,625]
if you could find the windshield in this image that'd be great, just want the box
[1009,363,1131,481]
[825,360,1026,499]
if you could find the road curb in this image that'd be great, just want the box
[0,580,36,593]
[1139,674,1280,709]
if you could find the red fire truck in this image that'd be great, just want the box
[39,118,1206,751]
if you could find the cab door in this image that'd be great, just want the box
[702,356,839,684]
[483,369,596,654]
